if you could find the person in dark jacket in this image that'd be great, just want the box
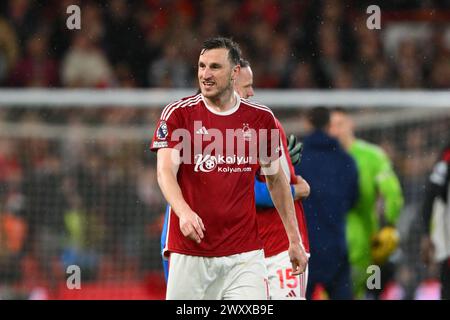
[420,141,450,300]
[295,107,358,299]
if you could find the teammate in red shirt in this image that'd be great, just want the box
[257,119,311,299]
[151,37,307,300]
[236,59,311,299]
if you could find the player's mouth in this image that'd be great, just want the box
[202,81,215,88]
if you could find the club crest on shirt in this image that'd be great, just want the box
[157,121,169,140]
[242,123,252,141]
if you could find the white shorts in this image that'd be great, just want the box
[166,249,269,300]
[265,250,309,300]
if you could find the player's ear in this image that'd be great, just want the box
[231,64,240,81]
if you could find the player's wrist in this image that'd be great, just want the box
[288,236,302,247]
[176,204,195,220]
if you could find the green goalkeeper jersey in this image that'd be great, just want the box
[346,139,404,271]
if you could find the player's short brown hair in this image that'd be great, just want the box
[307,107,330,130]
[201,37,242,66]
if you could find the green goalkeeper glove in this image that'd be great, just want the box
[287,134,303,166]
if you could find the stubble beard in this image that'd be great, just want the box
[202,79,234,103]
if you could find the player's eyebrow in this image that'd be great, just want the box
[198,61,223,69]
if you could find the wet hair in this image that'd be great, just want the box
[201,37,241,66]
[307,107,330,130]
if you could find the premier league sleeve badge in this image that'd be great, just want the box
[157,121,169,140]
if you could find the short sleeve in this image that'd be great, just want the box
[258,113,282,167]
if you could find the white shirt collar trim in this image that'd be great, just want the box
[201,92,241,116]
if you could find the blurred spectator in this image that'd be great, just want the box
[60,174,101,282]
[0,139,26,285]
[429,56,450,89]
[104,0,148,86]
[333,65,354,89]
[4,0,38,46]
[367,59,395,88]
[289,61,316,88]
[420,141,450,300]
[0,139,21,183]
[9,31,58,87]
[61,33,114,87]
[353,30,383,87]
[260,35,293,88]
[149,43,190,87]
[396,40,423,88]
[401,128,436,205]
[0,16,18,85]
[316,23,342,88]
[22,141,67,288]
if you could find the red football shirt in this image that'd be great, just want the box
[151,93,281,257]
[256,119,310,257]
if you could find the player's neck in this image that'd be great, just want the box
[204,89,236,113]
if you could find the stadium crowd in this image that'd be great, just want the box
[0,0,449,90]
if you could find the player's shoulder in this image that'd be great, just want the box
[240,98,275,118]
[354,139,387,159]
[335,142,358,170]
[160,93,202,121]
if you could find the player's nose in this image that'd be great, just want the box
[202,67,214,79]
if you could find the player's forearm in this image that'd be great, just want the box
[266,171,302,244]
[157,167,191,219]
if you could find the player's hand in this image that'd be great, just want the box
[293,176,310,200]
[179,210,206,244]
[371,226,399,265]
[287,134,303,166]
[288,242,308,276]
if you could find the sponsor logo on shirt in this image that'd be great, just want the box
[153,120,281,175]
[194,154,253,173]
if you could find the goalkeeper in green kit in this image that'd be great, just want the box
[329,108,404,299]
